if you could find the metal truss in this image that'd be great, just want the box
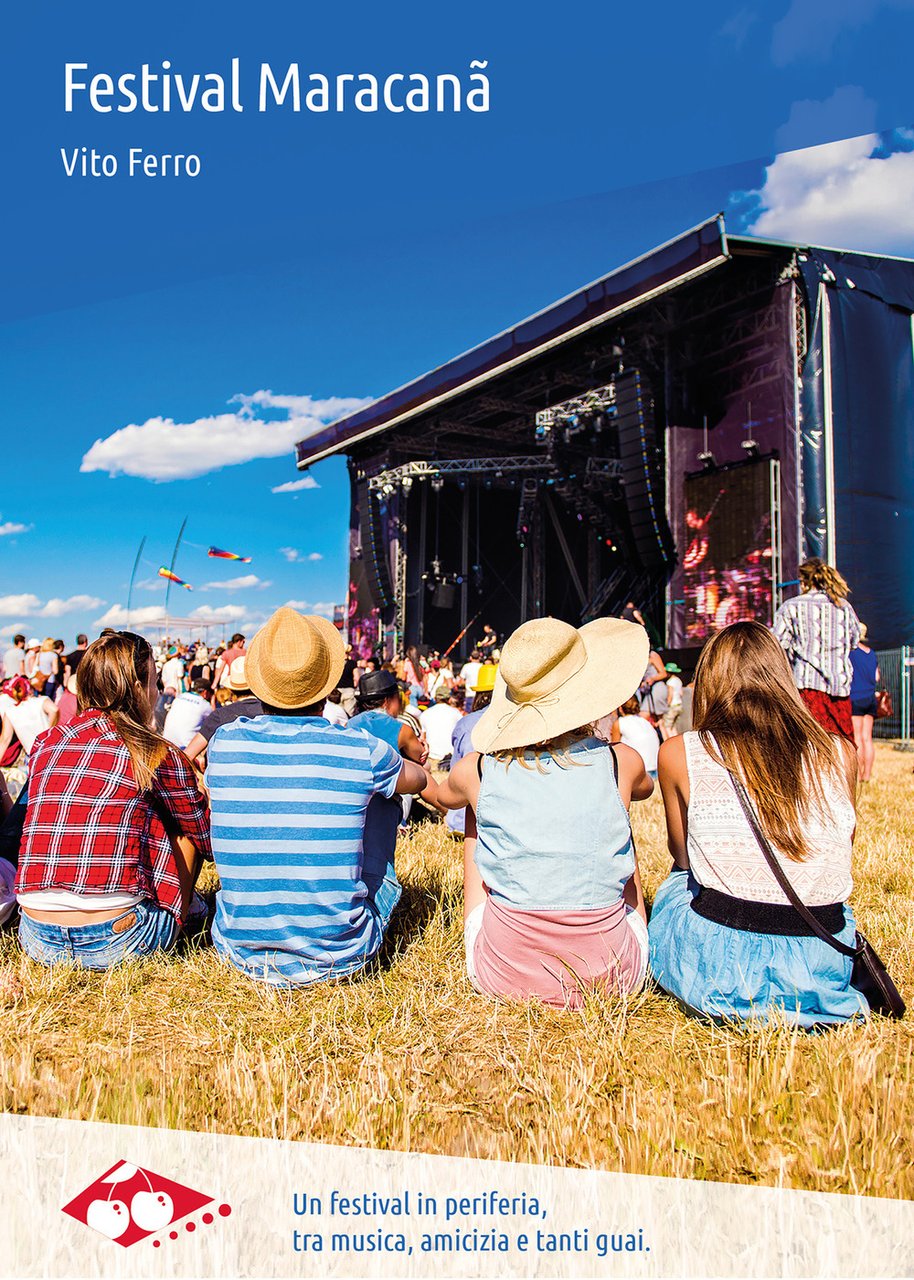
[534,382,617,429]
[367,456,555,492]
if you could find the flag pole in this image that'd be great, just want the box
[127,535,146,630]
[164,517,188,641]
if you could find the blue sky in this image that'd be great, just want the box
[2,0,914,642]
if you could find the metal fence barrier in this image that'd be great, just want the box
[874,646,912,747]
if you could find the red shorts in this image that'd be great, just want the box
[799,688,854,741]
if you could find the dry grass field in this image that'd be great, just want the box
[0,743,911,1198]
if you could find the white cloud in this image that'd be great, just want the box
[281,600,337,618]
[272,476,320,494]
[201,574,271,592]
[741,133,914,254]
[772,0,914,66]
[0,521,31,537]
[0,594,42,616]
[95,602,249,629]
[775,86,877,153]
[80,391,369,483]
[278,547,322,562]
[0,623,27,638]
[0,593,106,619]
[38,595,105,618]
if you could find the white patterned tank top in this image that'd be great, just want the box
[682,731,854,906]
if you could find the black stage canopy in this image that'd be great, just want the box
[296,217,914,651]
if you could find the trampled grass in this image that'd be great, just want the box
[0,743,911,1197]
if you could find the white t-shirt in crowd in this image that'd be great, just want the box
[322,700,349,727]
[420,703,463,761]
[459,661,481,690]
[617,715,660,775]
[666,675,683,710]
[5,697,55,755]
[160,656,185,690]
[2,647,24,679]
[162,692,211,749]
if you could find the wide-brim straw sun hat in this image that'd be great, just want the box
[245,607,345,710]
[471,616,648,754]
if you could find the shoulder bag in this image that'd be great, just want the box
[874,689,893,720]
[727,770,905,1020]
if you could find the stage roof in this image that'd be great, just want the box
[295,216,914,470]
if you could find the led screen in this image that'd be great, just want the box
[681,459,776,643]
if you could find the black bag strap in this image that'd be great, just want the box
[608,745,619,785]
[726,769,862,960]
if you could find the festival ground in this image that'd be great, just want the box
[1,742,911,1200]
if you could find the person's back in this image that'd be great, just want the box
[772,560,861,741]
[4,691,56,756]
[438,616,654,1009]
[205,609,426,987]
[681,731,853,904]
[420,697,462,762]
[648,619,866,1027]
[617,714,660,776]
[849,645,879,707]
[162,688,211,749]
[208,714,402,984]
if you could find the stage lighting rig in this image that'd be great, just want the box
[535,383,618,447]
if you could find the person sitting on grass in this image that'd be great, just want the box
[15,631,211,968]
[183,657,263,767]
[445,663,497,837]
[348,669,443,825]
[438,616,654,1009]
[648,620,865,1027]
[205,608,430,986]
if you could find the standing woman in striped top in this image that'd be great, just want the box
[772,558,861,741]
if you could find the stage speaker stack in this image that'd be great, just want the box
[615,369,675,570]
[432,582,456,610]
[357,480,395,612]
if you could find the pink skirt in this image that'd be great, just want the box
[465,895,648,1009]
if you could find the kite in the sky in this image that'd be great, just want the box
[158,567,193,590]
[207,546,252,562]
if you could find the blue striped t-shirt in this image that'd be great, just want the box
[206,715,402,985]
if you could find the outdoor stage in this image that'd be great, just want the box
[295,217,914,660]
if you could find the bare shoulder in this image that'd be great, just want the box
[611,742,643,776]
[658,733,687,780]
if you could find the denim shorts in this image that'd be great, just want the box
[18,899,180,969]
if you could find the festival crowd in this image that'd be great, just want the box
[0,556,901,1025]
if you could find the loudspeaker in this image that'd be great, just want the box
[615,369,674,570]
[357,481,395,612]
[432,583,456,610]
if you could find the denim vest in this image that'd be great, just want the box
[475,736,634,910]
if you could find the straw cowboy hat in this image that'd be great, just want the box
[471,616,648,754]
[245,608,345,709]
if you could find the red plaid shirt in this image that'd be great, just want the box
[16,711,211,919]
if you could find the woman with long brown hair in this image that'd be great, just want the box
[772,557,861,740]
[15,631,211,967]
[648,620,866,1026]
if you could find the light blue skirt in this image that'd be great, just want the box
[648,869,868,1028]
